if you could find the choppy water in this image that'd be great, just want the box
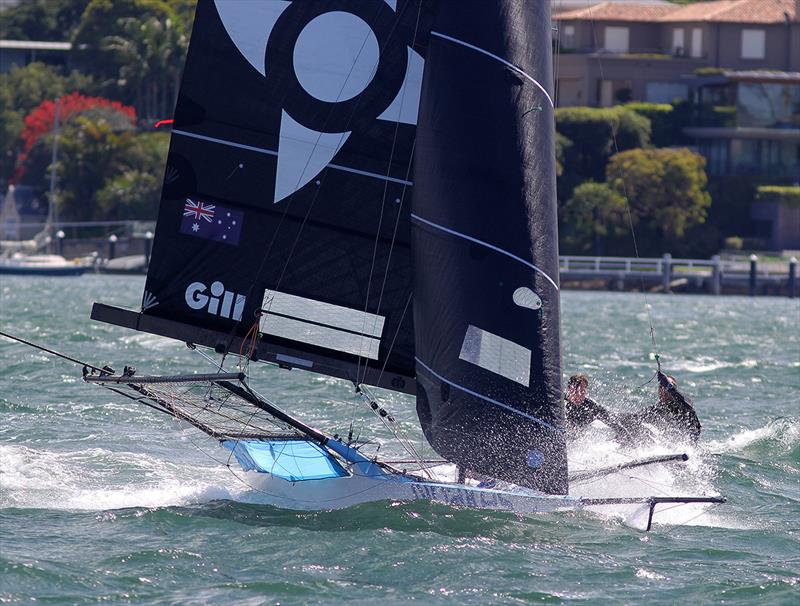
[1,276,798,605]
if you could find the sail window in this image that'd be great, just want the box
[260,291,385,360]
[458,325,531,387]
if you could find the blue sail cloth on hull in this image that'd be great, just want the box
[222,439,348,481]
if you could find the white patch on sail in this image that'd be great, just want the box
[293,11,380,103]
[384,0,397,10]
[213,0,290,77]
[378,47,424,125]
[458,325,531,387]
[260,290,385,360]
[275,111,350,203]
[512,287,542,310]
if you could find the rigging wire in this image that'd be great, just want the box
[584,2,661,362]
[0,329,108,374]
[216,1,408,365]
[354,0,424,388]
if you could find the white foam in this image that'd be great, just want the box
[0,443,246,511]
[567,425,734,529]
[707,418,799,454]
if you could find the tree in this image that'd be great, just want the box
[95,131,169,219]
[555,132,572,177]
[0,63,94,183]
[0,0,90,41]
[606,148,712,251]
[96,169,161,219]
[72,0,188,118]
[3,63,94,118]
[16,92,136,180]
[561,182,629,254]
[101,15,188,120]
[555,106,650,196]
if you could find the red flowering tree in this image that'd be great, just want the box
[16,92,136,177]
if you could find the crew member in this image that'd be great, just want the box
[638,372,702,444]
[564,374,617,436]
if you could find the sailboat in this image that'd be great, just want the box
[0,99,93,276]
[85,0,723,528]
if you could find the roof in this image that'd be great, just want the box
[663,0,797,24]
[555,0,798,24]
[554,2,676,21]
[0,40,72,51]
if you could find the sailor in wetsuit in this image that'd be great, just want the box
[564,374,617,436]
[635,372,702,444]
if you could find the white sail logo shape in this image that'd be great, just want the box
[214,0,424,203]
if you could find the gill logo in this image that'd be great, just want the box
[185,281,245,321]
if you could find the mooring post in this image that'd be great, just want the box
[144,230,153,268]
[749,254,758,297]
[662,253,672,293]
[56,229,65,257]
[108,234,118,261]
[711,254,722,295]
[789,257,797,299]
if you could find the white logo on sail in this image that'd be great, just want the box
[185,281,245,321]
[214,0,424,203]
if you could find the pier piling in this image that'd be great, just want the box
[662,253,672,294]
[711,254,722,295]
[749,254,758,297]
[789,257,797,299]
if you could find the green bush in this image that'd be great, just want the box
[724,236,743,250]
[624,102,676,147]
[607,147,711,251]
[555,106,650,186]
[756,185,800,208]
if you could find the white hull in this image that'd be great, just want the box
[242,461,581,514]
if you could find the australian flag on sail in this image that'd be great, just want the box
[179,198,243,245]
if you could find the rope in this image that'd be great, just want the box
[584,3,660,363]
[0,329,108,374]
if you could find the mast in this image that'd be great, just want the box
[46,97,61,251]
[411,1,567,493]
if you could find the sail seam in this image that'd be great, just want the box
[429,31,554,108]
[410,213,558,290]
[173,129,414,187]
[415,357,561,432]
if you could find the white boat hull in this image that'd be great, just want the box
[242,462,580,514]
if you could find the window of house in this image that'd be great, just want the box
[562,25,576,49]
[672,28,685,55]
[691,28,703,58]
[741,29,766,60]
[645,82,689,104]
[604,26,629,53]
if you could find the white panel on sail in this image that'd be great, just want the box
[458,325,531,387]
[262,290,385,337]
[275,111,349,203]
[214,0,290,77]
[378,47,424,125]
[260,290,385,360]
[262,316,381,360]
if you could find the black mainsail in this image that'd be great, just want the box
[94,0,428,393]
[92,0,567,493]
[412,2,566,493]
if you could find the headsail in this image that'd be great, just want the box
[411,1,567,493]
[95,0,429,393]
